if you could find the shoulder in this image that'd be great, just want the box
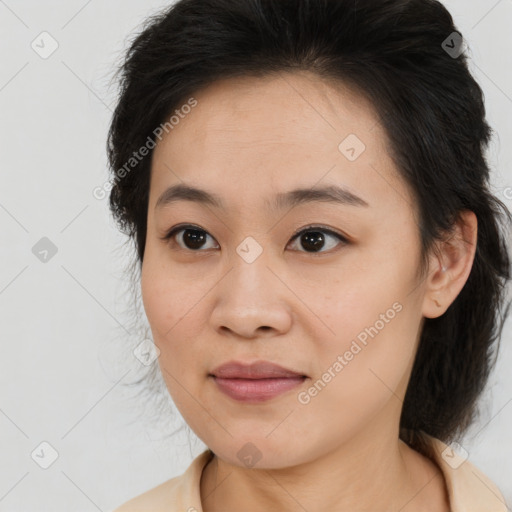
[419,432,509,512]
[111,449,213,512]
[111,478,180,512]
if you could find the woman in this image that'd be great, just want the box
[107,0,511,510]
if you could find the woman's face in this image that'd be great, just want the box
[141,71,432,468]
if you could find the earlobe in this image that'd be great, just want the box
[422,210,478,319]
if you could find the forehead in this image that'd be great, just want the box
[149,71,411,216]
[156,71,381,155]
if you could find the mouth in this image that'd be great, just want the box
[210,359,307,379]
[209,374,307,403]
[208,360,308,403]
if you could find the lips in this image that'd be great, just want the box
[210,360,306,379]
[209,360,307,403]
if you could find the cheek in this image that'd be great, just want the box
[299,241,420,412]
[140,256,211,397]
[140,253,205,340]
[303,252,411,351]
[296,299,418,447]
[309,286,415,389]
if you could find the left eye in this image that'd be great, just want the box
[288,226,348,253]
[161,224,348,254]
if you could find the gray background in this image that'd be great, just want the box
[1,1,511,510]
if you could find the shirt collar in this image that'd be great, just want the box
[417,431,508,512]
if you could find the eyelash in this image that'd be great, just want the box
[160,223,349,254]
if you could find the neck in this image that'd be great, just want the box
[200,423,448,512]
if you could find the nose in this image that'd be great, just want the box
[209,251,293,340]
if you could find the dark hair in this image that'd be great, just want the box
[106,0,512,453]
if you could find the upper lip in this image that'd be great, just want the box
[210,360,306,379]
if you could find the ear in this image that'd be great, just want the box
[422,210,478,319]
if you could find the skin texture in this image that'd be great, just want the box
[139,70,477,511]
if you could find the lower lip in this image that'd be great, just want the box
[211,376,306,403]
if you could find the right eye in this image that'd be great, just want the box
[161,224,219,251]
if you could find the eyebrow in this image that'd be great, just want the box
[155,183,369,212]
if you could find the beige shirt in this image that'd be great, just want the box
[113,434,508,511]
